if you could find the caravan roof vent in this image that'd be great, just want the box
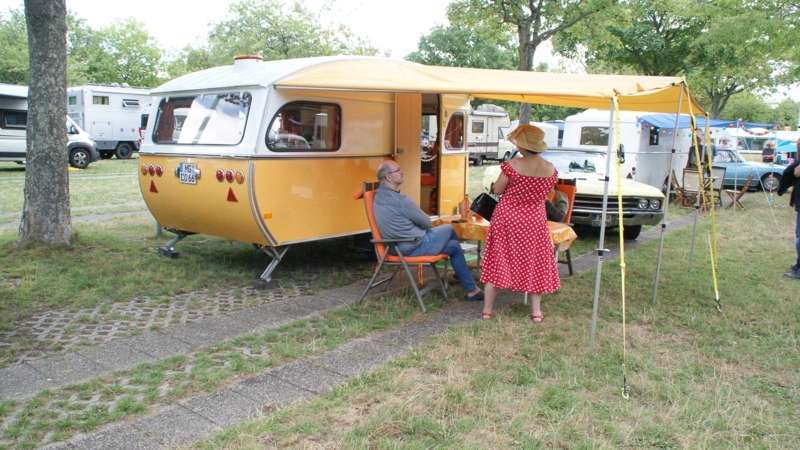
[110,82,120,87]
[476,104,505,112]
[122,82,130,87]
[233,54,263,69]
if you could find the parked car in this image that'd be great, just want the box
[482,147,665,240]
[711,148,783,191]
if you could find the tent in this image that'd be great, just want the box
[272,56,708,350]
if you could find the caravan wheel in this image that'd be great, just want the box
[473,157,483,166]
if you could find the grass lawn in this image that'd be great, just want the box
[186,193,800,449]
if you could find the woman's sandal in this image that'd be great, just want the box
[481,311,494,320]
[530,314,544,323]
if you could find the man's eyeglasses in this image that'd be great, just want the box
[387,168,403,175]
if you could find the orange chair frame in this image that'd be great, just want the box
[554,182,576,276]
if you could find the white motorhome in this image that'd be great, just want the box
[466,104,511,165]
[497,120,559,159]
[1,83,99,168]
[67,83,151,159]
[563,109,652,179]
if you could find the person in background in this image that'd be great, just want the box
[372,160,484,300]
[545,187,569,222]
[480,125,561,323]
[762,141,776,163]
[777,138,800,280]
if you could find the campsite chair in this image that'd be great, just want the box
[554,181,577,276]
[682,169,706,209]
[708,167,726,207]
[724,174,754,211]
[357,183,448,313]
[669,170,684,206]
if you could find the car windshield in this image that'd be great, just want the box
[714,149,745,164]
[542,151,607,174]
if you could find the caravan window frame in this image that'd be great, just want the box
[444,112,465,150]
[266,101,342,153]
[152,91,253,146]
[122,99,142,108]
[93,96,109,105]
[1,110,27,129]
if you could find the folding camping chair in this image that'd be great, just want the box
[669,169,684,206]
[708,167,726,207]
[357,182,449,313]
[554,181,577,276]
[682,169,706,209]
[724,174,754,211]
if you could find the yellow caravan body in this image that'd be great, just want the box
[138,56,703,280]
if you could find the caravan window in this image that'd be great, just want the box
[444,113,464,150]
[266,102,341,152]
[1,110,27,129]
[68,96,77,106]
[93,96,109,105]
[153,92,252,145]
[648,127,659,146]
[122,99,141,108]
[579,126,609,146]
[471,120,484,134]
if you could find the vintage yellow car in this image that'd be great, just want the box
[482,147,665,240]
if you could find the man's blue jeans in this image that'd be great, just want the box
[408,225,476,292]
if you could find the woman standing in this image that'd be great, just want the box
[480,125,561,322]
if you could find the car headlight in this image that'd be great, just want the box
[650,199,661,210]
[637,198,649,209]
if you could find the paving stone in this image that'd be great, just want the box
[37,442,74,449]
[372,320,448,349]
[232,373,314,411]
[226,302,318,330]
[337,339,407,364]
[267,360,349,394]
[159,315,255,347]
[311,349,380,377]
[27,353,107,386]
[436,305,480,326]
[76,340,155,372]
[0,363,52,399]
[70,423,160,450]
[134,405,217,447]
[179,389,259,428]
[122,331,193,360]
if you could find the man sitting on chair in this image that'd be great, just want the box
[545,188,569,222]
[372,160,484,301]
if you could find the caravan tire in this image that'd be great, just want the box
[115,142,133,159]
[69,148,91,169]
[623,225,642,240]
[99,152,114,160]
[473,157,483,166]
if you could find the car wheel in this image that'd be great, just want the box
[503,151,511,161]
[115,142,133,159]
[622,225,642,240]
[69,148,90,169]
[99,152,114,160]
[761,173,780,192]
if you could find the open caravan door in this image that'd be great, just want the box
[437,95,470,215]
[395,93,422,206]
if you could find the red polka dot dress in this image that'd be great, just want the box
[480,162,561,293]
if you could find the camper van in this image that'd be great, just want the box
[1,83,99,168]
[67,83,151,159]
[466,104,511,165]
[563,109,652,179]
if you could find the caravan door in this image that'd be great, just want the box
[439,98,468,215]
[395,93,422,206]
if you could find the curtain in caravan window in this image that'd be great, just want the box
[153,92,252,145]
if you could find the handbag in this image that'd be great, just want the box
[469,193,498,221]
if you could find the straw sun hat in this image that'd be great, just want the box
[508,124,548,153]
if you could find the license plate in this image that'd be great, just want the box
[591,214,611,227]
[178,163,196,184]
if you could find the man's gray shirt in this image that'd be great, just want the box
[373,185,432,254]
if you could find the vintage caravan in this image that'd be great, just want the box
[1,83,99,168]
[563,109,654,179]
[138,56,703,282]
[67,83,152,159]
[466,104,511,165]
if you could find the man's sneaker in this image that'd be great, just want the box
[784,270,800,280]
[792,264,799,272]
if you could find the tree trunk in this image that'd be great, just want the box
[19,0,71,245]
[517,25,535,125]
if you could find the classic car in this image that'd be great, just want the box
[482,147,665,240]
[711,148,785,191]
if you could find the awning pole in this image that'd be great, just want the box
[652,86,684,304]
[589,98,617,351]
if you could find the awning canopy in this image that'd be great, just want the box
[275,59,706,115]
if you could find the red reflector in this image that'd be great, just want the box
[155,165,163,176]
[150,180,158,193]
[148,165,155,176]
[227,187,237,202]
[225,170,234,183]
[216,169,224,182]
